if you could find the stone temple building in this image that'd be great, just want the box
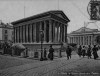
[11,10,70,58]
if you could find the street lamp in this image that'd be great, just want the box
[40,30,44,61]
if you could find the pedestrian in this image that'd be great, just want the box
[92,45,99,59]
[82,46,86,58]
[66,45,72,60]
[77,45,82,57]
[87,45,92,59]
[48,45,54,60]
[24,47,28,57]
[44,48,47,60]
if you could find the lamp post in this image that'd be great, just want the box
[40,30,44,61]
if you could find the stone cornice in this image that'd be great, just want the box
[12,10,70,25]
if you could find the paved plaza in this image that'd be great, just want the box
[0,51,100,76]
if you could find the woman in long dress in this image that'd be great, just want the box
[78,45,82,57]
[87,45,92,59]
[82,46,86,58]
[92,45,99,59]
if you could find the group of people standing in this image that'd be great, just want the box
[42,45,54,60]
[78,45,99,59]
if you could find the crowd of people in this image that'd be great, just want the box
[24,44,100,61]
[0,42,100,60]
[77,45,99,59]
[44,44,100,60]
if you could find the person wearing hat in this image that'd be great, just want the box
[66,45,72,60]
[44,48,47,60]
[92,45,99,59]
[48,45,54,60]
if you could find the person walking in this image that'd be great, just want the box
[92,45,99,59]
[66,45,72,60]
[44,48,47,60]
[78,45,82,57]
[82,46,86,58]
[25,47,28,57]
[48,45,54,60]
[87,45,92,59]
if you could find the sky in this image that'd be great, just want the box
[0,0,100,33]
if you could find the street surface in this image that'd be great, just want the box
[0,51,100,76]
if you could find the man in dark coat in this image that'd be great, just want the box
[87,45,92,59]
[44,48,47,60]
[78,45,82,57]
[66,45,72,60]
[48,45,54,60]
[82,46,86,58]
[92,45,99,59]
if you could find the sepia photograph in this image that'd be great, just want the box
[0,0,100,76]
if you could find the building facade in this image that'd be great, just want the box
[12,10,70,57]
[0,21,13,43]
[68,27,100,46]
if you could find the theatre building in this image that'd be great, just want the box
[68,27,100,46]
[11,10,70,58]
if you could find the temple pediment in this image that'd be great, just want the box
[49,10,69,20]
[12,10,70,25]
[71,27,98,34]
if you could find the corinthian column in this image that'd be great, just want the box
[56,22,59,42]
[63,25,65,42]
[17,27,19,43]
[55,22,57,42]
[60,24,62,42]
[44,21,46,43]
[33,23,36,43]
[26,25,28,43]
[19,26,22,43]
[23,25,25,43]
[14,27,16,43]
[58,23,60,42]
[39,22,42,42]
[49,20,52,43]
[30,24,32,43]
[65,25,67,42]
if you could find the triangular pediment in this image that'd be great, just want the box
[49,10,69,20]
[55,13,65,19]
[71,27,98,34]
[12,10,70,25]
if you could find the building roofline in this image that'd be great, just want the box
[11,10,70,25]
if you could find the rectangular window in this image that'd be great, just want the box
[5,30,7,34]
[5,35,8,41]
